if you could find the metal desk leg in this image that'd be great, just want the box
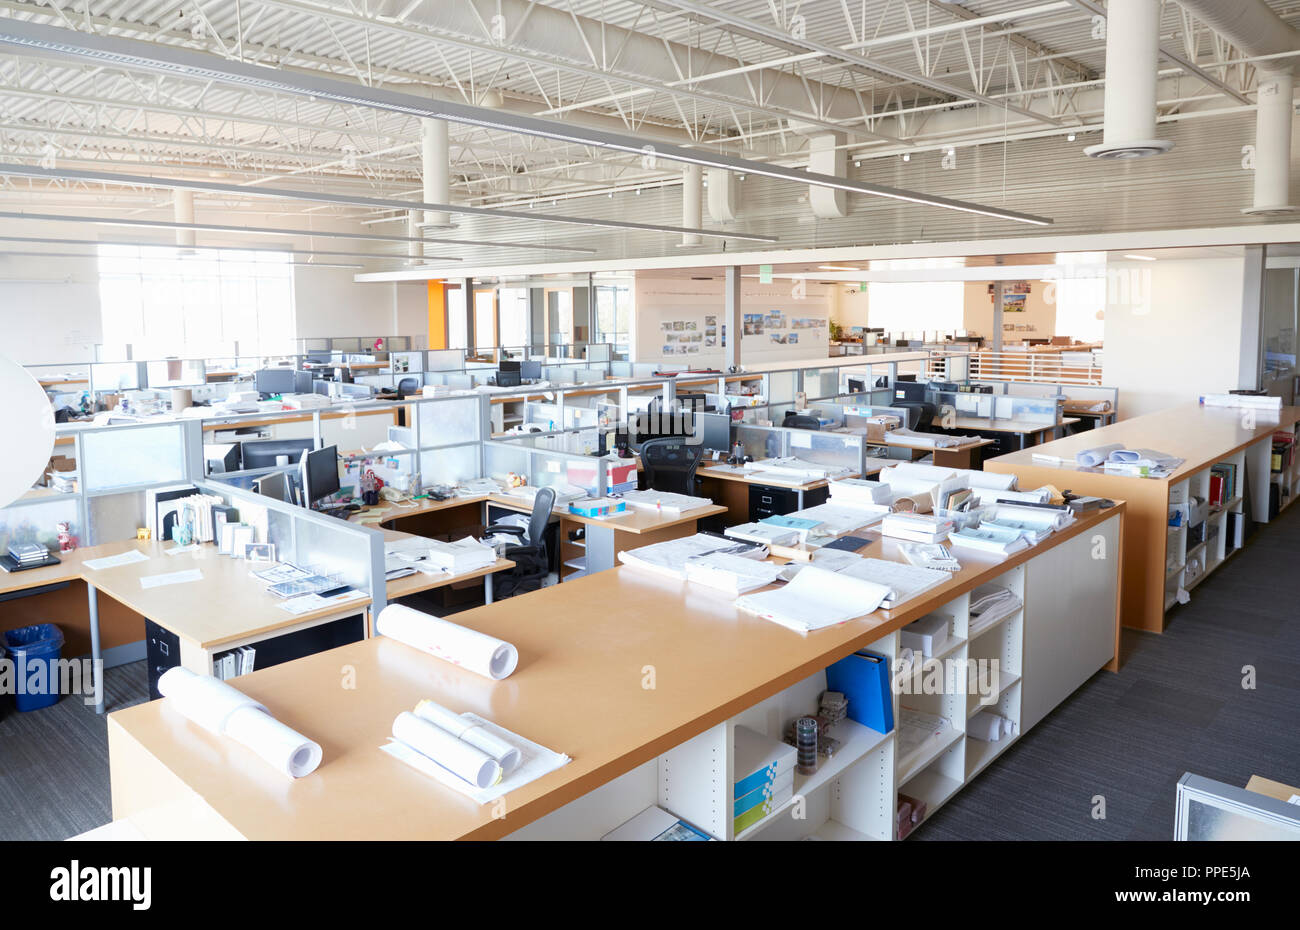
[797,488,805,508]
[87,585,104,715]
[485,572,494,604]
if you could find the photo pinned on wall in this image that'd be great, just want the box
[788,333,799,345]
[673,320,685,331]
[770,334,789,345]
[660,322,672,332]
[685,321,697,331]
[766,310,785,329]
[742,313,764,336]
[704,314,718,346]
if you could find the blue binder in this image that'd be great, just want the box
[825,650,894,734]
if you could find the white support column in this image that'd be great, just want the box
[724,265,742,371]
[706,168,737,222]
[992,281,1004,354]
[422,118,451,228]
[173,189,195,249]
[681,163,702,247]
[407,210,422,259]
[807,132,848,218]
[1244,70,1296,215]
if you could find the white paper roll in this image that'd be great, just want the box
[968,711,1004,742]
[377,604,519,680]
[158,667,266,735]
[224,704,323,778]
[1075,443,1123,467]
[392,711,501,788]
[414,699,522,774]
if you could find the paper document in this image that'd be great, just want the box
[684,551,783,594]
[376,604,518,680]
[163,544,201,556]
[618,489,714,513]
[140,568,203,589]
[83,549,149,571]
[787,502,889,536]
[737,566,891,633]
[619,533,762,580]
[1075,443,1123,467]
[837,558,950,608]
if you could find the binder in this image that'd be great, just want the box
[825,649,894,734]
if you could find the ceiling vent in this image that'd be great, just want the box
[1084,0,1173,160]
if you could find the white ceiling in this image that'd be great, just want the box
[0,0,1296,269]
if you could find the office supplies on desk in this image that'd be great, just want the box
[823,534,874,553]
[569,497,627,519]
[825,650,893,734]
[786,502,888,536]
[390,711,501,788]
[987,502,1074,531]
[737,565,891,633]
[616,489,713,513]
[157,667,322,779]
[829,477,892,505]
[376,604,519,680]
[724,522,800,547]
[897,543,961,572]
[414,699,522,775]
[837,558,950,608]
[949,525,1029,556]
[82,549,150,571]
[1,543,59,572]
[619,533,762,580]
[683,551,783,594]
[881,512,952,543]
[974,486,1051,505]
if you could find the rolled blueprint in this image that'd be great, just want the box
[377,604,519,680]
[158,666,266,735]
[223,704,324,778]
[414,699,522,774]
[392,711,501,788]
[1076,443,1123,467]
[158,666,322,778]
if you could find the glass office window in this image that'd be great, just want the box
[867,281,964,333]
[447,286,467,350]
[1263,266,1298,375]
[499,287,529,348]
[547,288,573,348]
[474,290,497,352]
[81,424,186,491]
[594,284,631,352]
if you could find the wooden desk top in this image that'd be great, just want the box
[697,464,876,490]
[82,540,372,650]
[348,494,490,528]
[0,538,142,596]
[381,529,514,600]
[487,493,728,534]
[107,505,1122,840]
[987,403,1300,485]
[948,416,1078,435]
[870,435,997,453]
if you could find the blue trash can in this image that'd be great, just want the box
[3,624,65,712]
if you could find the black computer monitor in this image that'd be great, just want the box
[255,368,296,397]
[676,392,710,412]
[634,407,693,444]
[293,369,314,394]
[301,444,341,505]
[496,369,522,387]
[241,439,315,470]
[499,359,522,373]
[519,360,542,380]
[893,380,927,404]
[847,378,866,394]
[696,411,732,453]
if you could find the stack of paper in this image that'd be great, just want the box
[618,533,761,580]
[897,707,955,779]
[725,522,800,547]
[829,477,893,506]
[881,512,953,543]
[949,525,1029,556]
[683,551,783,595]
[836,558,951,609]
[987,503,1074,531]
[884,428,976,449]
[736,566,893,632]
[617,489,714,513]
[786,502,889,536]
[971,486,1052,505]
[968,584,1022,636]
[421,537,498,574]
[896,543,961,572]
[732,727,796,834]
[758,514,822,542]
[743,457,850,481]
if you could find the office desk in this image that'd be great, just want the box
[987,403,1300,632]
[105,505,1122,841]
[872,435,997,469]
[381,528,514,604]
[696,463,877,524]
[945,416,1080,450]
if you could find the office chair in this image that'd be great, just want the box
[782,413,822,431]
[640,437,705,496]
[484,486,555,599]
[396,377,421,400]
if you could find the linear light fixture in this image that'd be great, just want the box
[1122,253,1157,261]
[0,19,1052,227]
[0,250,364,268]
[0,234,418,263]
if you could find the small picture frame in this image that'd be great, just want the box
[243,542,276,563]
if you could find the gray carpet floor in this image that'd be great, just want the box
[2,506,1297,842]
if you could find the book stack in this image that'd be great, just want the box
[758,513,822,542]
[568,497,627,519]
[724,522,801,547]
[7,541,50,568]
[880,512,953,543]
[733,726,796,835]
[829,477,893,506]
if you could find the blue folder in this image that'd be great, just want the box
[825,649,894,734]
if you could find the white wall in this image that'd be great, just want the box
[633,272,831,366]
[0,222,102,365]
[1104,257,1246,418]
[963,281,1057,342]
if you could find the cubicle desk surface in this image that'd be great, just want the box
[381,528,514,601]
[351,493,492,529]
[84,540,371,671]
[869,435,997,469]
[105,505,1122,841]
[987,403,1300,633]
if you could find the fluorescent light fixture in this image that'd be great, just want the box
[0,234,420,262]
[0,250,363,268]
[1123,253,1157,261]
[0,19,1052,228]
[818,265,861,271]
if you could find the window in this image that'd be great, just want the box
[474,290,497,351]
[866,281,964,335]
[97,246,295,357]
[1051,252,1106,343]
[498,287,529,348]
[593,284,631,354]
[446,286,467,350]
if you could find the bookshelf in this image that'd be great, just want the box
[505,517,1117,842]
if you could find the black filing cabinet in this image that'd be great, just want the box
[748,483,829,521]
[145,618,181,700]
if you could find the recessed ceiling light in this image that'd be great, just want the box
[854,160,861,167]
[1067,133,1076,142]
[1123,253,1156,261]
[818,265,859,271]
[902,154,910,162]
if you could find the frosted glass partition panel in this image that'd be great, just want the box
[419,444,480,488]
[785,430,865,475]
[390,352,423,373]
[1176,774,1300,840]
[524,403,562,429]
[483,442,532,485]
[89,491,150,545]
[0,497,80,553]
[426,349,467,372]
[416,395,481,446]
[802,368,840,400]
[81,424,187,492]
[767,370,797,406]
[732,425,785,462]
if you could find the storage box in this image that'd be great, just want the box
[900,613,951,658]
[569,498,626,518]
[733,726,796,800]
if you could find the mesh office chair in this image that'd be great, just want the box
[782,413,822,431]
[484,486,555,599]
[640,437,705,495]
[396,377,421,400]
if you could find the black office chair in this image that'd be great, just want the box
[396,377,421,399]
[782,413,822,431]
[485,486,555,599]
[640,437,704,495]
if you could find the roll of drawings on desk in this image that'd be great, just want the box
[414,698,522,774]
[391,711,501,788]
[375,603,519,680]
[157,667,323,778]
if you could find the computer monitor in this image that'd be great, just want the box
[255,471,291,503]
[255,368,297,397]
[496,368,522,388]
[90,362,142,394]
[203,443,240,474]
[293,369,314,394]
[499,359,522,373]
[241,439,315,470]
[146,359,206,388]
[847,378,866,394]
[301,444,341,506]
[676,392,710,413]
[893,380,927,404]
[696,411,732,453]
[519,360,542,380]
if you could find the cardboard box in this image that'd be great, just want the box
[865,415,901,442]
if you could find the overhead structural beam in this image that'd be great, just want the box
[0,162,761,245]
[0,19,1052,227]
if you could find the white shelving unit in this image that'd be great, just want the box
[1165,446,1253,609]
[504,512,1121,842]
